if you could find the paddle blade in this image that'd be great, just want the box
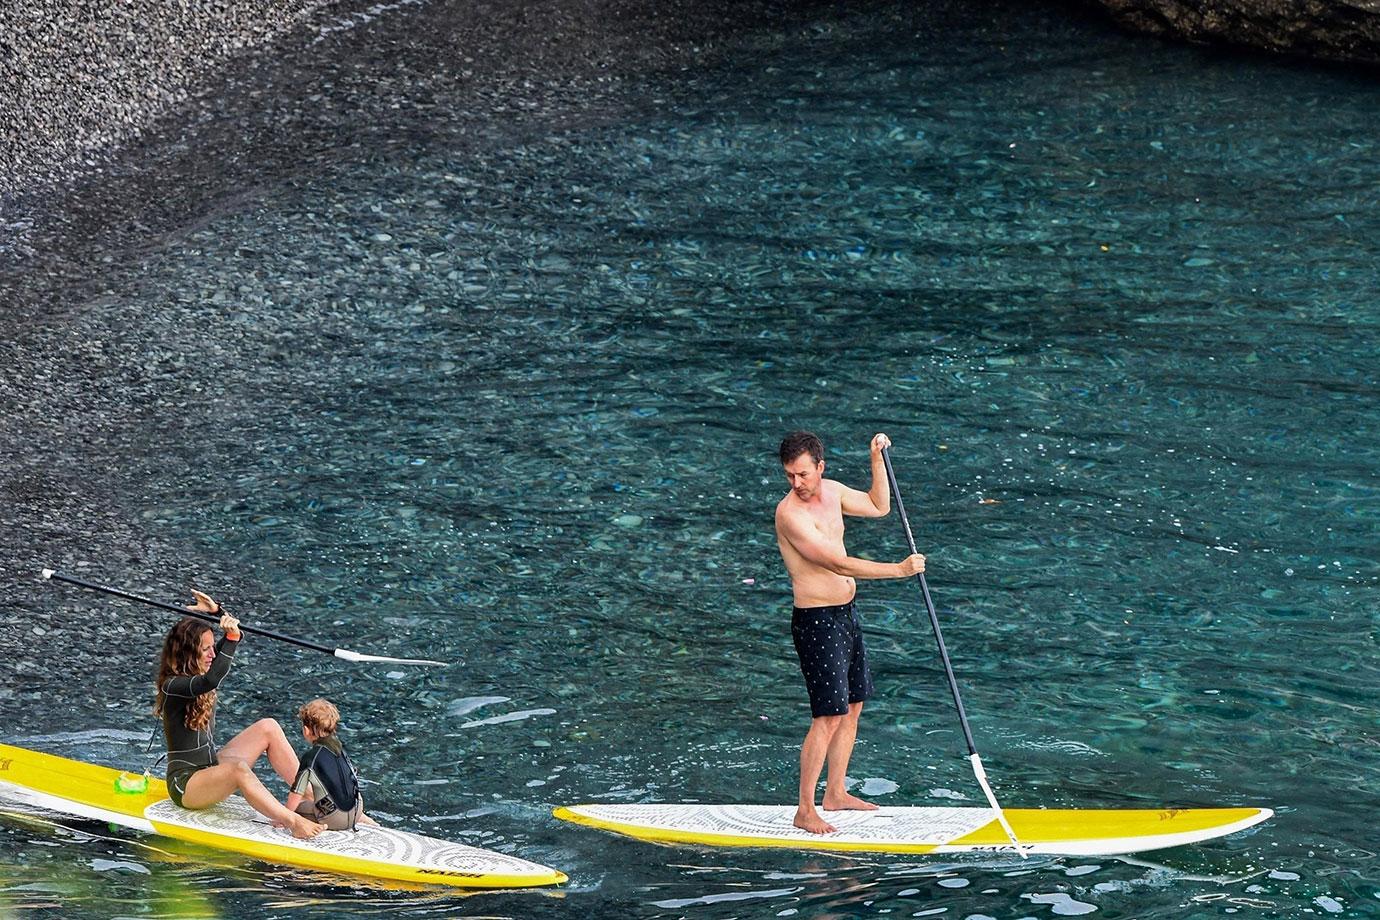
[332,648,448,667]
[969,753,1025,857]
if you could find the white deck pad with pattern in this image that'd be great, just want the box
[145,798,557,882]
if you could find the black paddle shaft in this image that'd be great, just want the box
[880,446,980,756]
[44,570,337,657]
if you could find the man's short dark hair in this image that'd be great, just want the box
[779,431,824,466]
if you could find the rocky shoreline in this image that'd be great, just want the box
[1093,0,1380,67]
[2,0,1374,210]
[0,0,339,200]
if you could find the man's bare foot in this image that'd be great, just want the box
[358,813,379,827]
[793,807,837,835]
[289,816,326,839]
[821,791,878,812]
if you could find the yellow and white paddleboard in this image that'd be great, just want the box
[0,743,565,888]
[554,802,1272,856]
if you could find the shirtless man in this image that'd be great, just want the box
[775,431,926,834]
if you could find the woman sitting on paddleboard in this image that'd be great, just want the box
[155,589,325,839]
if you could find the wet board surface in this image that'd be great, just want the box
[0,743,565,888]
[554,802,1273,856]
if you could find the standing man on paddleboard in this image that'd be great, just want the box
[775,431,926,834]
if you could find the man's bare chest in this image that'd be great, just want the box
[803,505,845,543]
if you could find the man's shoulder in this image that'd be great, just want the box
[775,492,813,531]
[819,479,848,504]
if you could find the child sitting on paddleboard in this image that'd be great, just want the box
[282,698,376,831]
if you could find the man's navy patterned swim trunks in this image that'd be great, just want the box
[791,600,873,717]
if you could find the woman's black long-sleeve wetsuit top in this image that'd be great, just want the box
[160,635,238,777]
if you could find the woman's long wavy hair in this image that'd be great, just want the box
[154,618,216,731]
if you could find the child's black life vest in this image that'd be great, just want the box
[299,738,361,830]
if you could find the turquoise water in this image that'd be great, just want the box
[1,0,1377,916]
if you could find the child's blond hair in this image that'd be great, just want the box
[297,698,341,737]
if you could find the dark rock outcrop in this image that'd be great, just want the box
[1095,0,1380,66]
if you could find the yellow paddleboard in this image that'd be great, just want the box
[0,743,565,888]
[554,802,1272,856]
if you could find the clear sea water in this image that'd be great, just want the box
[1,0,1376,917]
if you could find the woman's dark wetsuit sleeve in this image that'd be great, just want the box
[162,635,239,698]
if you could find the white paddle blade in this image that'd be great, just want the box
[333,648,448,667]
[969,753,1027,858]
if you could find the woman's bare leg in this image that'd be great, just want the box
[217,718,300,785]
[180,761,324,839]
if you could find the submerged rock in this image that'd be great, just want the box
[1095,0,1380,66]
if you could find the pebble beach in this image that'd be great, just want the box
[1,0,337,198]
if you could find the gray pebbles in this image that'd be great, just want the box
[0,0,338,199]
